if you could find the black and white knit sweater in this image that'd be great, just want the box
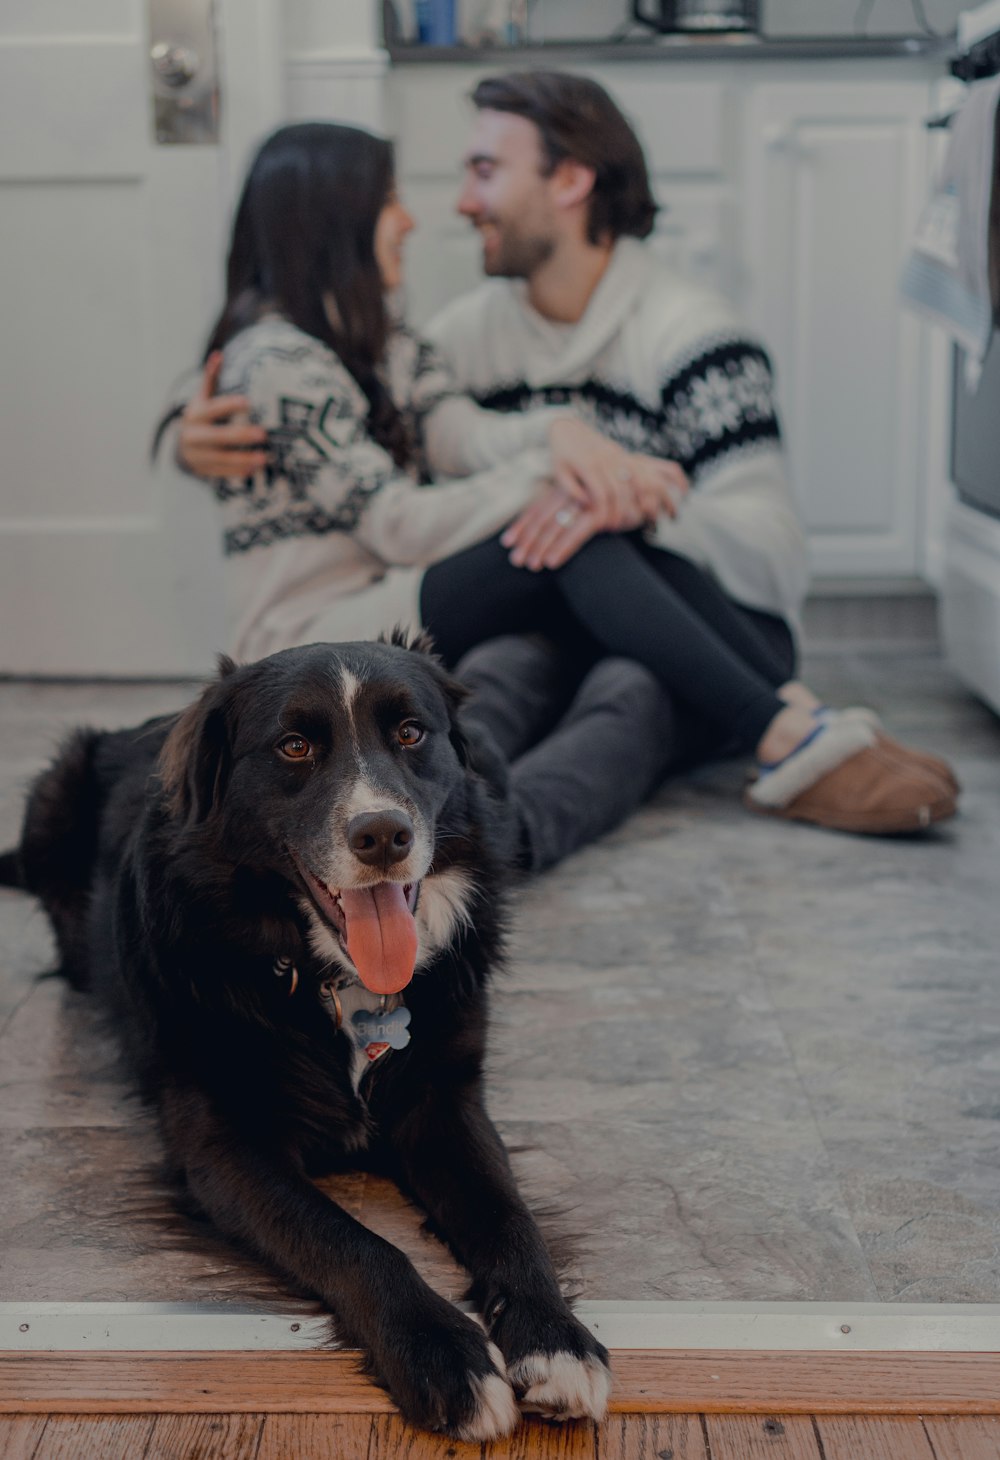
[210,316,554,661]
[424,237,808,625]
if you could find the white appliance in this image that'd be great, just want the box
[944,341,1000,714]
[941,8,1000,715]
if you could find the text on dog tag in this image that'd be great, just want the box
[351,1004,410,1057]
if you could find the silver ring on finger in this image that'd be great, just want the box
[554,506,577,527]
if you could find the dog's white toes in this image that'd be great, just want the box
[510,1350,613,1422]
[455,1356,521,1442]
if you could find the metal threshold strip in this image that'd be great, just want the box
[3,1301,1000,1353]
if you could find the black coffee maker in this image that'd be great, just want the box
[632,0,758,33]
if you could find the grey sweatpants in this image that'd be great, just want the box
[455,637,681,875]
[455,628,795,876]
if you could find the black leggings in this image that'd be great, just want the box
[420,533,794,751]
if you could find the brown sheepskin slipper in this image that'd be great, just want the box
[745,715,957,835]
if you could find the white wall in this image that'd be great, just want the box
[283,0,387,131]
[284,0,377,51]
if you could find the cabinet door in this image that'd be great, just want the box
[743,81,932,579]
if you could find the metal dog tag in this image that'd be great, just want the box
[351,1005,411,1062]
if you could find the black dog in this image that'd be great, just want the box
[1,635,610,1439]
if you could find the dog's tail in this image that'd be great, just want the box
[0,847,23,888]
[16,728,104,986]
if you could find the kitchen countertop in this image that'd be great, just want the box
[387,33,953,64]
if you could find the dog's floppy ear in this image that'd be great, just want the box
[453,714,508,798]
[415,650,510,795]
[159,669,235,825]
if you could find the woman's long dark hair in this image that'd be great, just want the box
[204,122,411,465]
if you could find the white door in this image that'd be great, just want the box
[0,0,282,675]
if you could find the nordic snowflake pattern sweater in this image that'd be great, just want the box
[211,316,557,661]
[425,237,809,626]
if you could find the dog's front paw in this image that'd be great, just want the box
[492,1304,612,1422]
[457,1340,522,1442]
[375,1301,520,1441]
[510,1348,612,1422]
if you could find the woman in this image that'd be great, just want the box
[183,121,956,833]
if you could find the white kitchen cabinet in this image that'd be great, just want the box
[743,80,934,578]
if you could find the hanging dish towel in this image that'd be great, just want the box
[901,73,1000,389]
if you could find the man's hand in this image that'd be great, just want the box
[548,418,688,528]
[501,487,609,571]
[177,352,269,479]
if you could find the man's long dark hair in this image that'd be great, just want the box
[471,72,658,245]
[203,122,411,466]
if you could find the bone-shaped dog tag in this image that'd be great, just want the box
[351,1004,411,1062]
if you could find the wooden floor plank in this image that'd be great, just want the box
[0,1416,50,1460]
[703,1415,821,1458]
[8,1412,1000,1459]
[598,1413,707,1459]
[0,1352,390,1415]
[370,1412,486,1458]
[482,1418,596,1459]
[923,1416,1000,1459]
[26,1415,156,1460]
[256,1413,375,1460]
[4,1350,1000,1417]
[815,1415,936,1459]
[144,1413,266,1459]
[607,1351,1000,1414]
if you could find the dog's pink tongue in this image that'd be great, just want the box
[340,884,417,995]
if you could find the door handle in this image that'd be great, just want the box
[149,0,219,144]
[150,42,201,89]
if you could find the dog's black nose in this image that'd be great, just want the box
[347,810,414,868]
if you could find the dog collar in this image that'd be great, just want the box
[273,958,410,1063]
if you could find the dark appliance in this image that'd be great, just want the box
[631,0,758,34]
[952,340,1000,523]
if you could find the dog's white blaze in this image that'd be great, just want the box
[456,1346,519,1442]
[336,665,365,749]
[511,1351,612,1422]
[340,778,404,821]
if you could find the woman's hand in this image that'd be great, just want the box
[548,418,688,528]
[177,352,270,478]
[501,487,609,571]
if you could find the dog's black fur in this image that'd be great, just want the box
[1,635,610,1439]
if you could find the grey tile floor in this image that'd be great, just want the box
[1,649,998,1307]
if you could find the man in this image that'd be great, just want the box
[177,71,955,859]
[426,71,805,620]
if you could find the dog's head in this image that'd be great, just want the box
[159,634,494,994]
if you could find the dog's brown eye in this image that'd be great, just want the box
[397,721,425,747]
[277,735,312,761]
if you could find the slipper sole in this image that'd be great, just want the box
[743,788,957,835]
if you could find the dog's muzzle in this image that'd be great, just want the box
[291,847,423,997]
